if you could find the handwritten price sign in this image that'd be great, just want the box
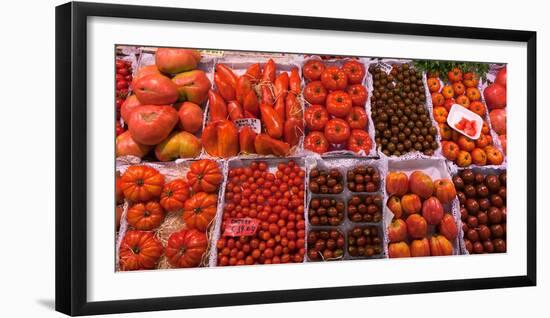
[223,218,261,237]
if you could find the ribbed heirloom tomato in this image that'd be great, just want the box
[302,59,326,81]
[320,66,348,91]
[183,192,218,231]
[160,179,190,211]
[165,229,208,268]
[324,118,351,144]
[303,81,327,105]
[127,201,166,230]
[347,129,372,154]
[120,165,165,203]
[326,91,352,118]
[304,131,329,154]
[346,106,368,130]
[342,60,365,84]
[346,84,368,106]
[304,105,329,131]
[186,159,222,193]
[119,230,164,271]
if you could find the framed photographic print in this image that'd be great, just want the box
[55,1,536,316]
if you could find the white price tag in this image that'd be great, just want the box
[234,118,261,134]
[378,62,393,74]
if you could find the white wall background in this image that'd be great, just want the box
[0,0,546,317]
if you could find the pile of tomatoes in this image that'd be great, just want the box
[302,58,373,154]
[216,160,306,266]
[203,60,304,158]
[117,159,223,270]
[115,58,133,136]
[428,68,504,167]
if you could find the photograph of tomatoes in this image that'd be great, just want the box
[115,46,507,271]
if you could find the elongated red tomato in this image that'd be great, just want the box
[215,63,238,89]
[243,90,259,118]
[183,192,218,231]
[285,93,303,120]
[208,90,228,121]
[274,72,289,100]
[120,165,165,203]
[227,100,244,121]
[214,72,235,102]
[160,179,190,211]
[119,230,163,271]
[127,201,166,230]
[236,76,253,105]
[284,117,304,147]
[260,103,283,139]
[186,159,223,193]
[239,126,257,154]
[244,63,261,83]
[289,67,301,94]
[260,85,275,105]
[165,229,208,268]
[261,59,276,83]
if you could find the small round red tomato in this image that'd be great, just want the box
[320,66,348,91]
[347,129,373,153]
[303,81,328,105]
[346,106,368,129]
[324,118,350,144]
[326,91,352,118]
[342,60,365,84]
[304,131,329,154]
[304,105,329,131]
[303,59,326,81]
[346,84,368,106]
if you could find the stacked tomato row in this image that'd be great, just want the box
[486,68,507,154]
[115,58,132,136]
[428,67,504,167]
[302,58,373,154]
[203,60,303,158]
[116,159,222,270]
[385,170,459,258]
[116,48,211,161]
[216,160,306,266]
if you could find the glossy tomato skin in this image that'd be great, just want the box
[346,84,368,106]
[120,165,165,203]
[326,91,352,118]
[127,201,166,230]
[186,159,222,193]
[304,131,329,154]
[320,66,348,91]
[303,81,327,105]
[127,105,179,146]
[347,129,373,153]
[324,118,351,144]
[342,60,365,84]
[304,105,329,131]
[166,229,208,268]
[160,179,190,211]
[119,230,164,271]
[303,59,326,81]
[183,192,218,231]
[346,107,368,130]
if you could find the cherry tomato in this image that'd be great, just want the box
[303,59,326,81]
[304,131,329,154]
[320,66,347,91]
[304,105,329,131]
[324,118,351,144]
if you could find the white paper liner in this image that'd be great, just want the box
[385,157,462,255]
[305,156,389,260]
[300,55,377,158]
[208,157,308,267]
[115,158,225,271]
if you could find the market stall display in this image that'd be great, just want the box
[114,46,508,271]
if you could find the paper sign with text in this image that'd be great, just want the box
[234,118,262,134]
[223,218,261,237]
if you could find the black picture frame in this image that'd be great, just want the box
[55,1,537,316]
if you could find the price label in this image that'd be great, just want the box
[234,118,261,134]
[200,49,224,57]
[223,218,260,237]
[378,62,393,74]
